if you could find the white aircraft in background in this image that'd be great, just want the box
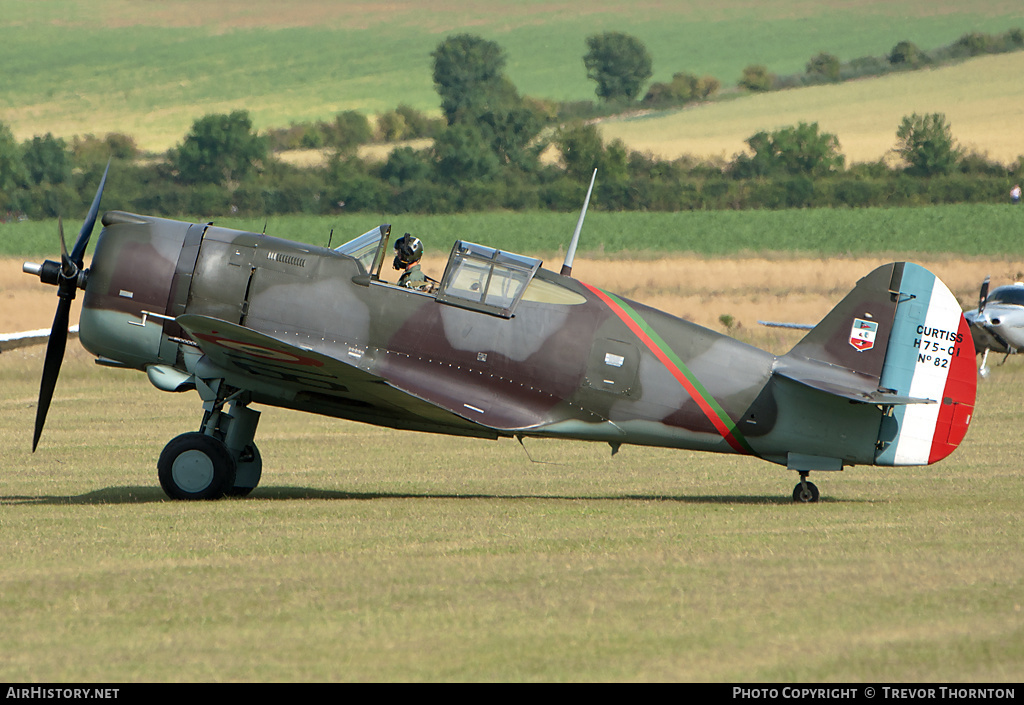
[963,276,1024,378]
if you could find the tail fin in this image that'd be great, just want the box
[775,262,976,466]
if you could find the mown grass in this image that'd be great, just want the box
[2,1,1022,150]
[3,205,1023,260]
[1,342,1021,681]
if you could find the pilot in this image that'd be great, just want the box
[393,233,429,290]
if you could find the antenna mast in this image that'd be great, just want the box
[560,168,597,277]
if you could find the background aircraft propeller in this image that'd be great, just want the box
[26,161,109,451]
[978,275,990,315]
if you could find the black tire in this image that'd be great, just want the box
[793,480,820,503]
[158,433,237,500]
[225,443,262,498]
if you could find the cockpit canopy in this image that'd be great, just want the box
[335,225,390,275]
[435,241,541,318]
[987,284,1024,307]
[334,225,544,318]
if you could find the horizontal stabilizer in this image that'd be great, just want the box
[773,356,934,405]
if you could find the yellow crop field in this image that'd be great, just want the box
[599,53,1024,165]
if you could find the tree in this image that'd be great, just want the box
[771,122,844,175]
[556,122,605,181]
[894,113,960,176]
[22,133,71,185]
[431,34,510,124]
[431,35,544,171]
[643,72,719,106]
[952,32,996,57]
[473,101,545,170]
[71,133,139,167]
[555,122,628,185]
[805,52,840,81]
[739,65,774,92]
[379,146,433,186]
[888,40,924,67]
[433,124,500,184]
[0,121,27,193]
[376,111,409,142]
[322,111,373,152]
[394,104,444,139]
[583,32,653,103]
[171,111,268,185]
[732,122,844,178]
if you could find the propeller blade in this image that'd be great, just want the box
[31,161,109,450]
[69,159,110,267]
[979,275,990,313]
[58,216,76,280]
[32,296,72,451]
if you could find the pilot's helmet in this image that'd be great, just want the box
[393,234,423,267]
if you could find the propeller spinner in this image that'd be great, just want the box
[23,162,109,450]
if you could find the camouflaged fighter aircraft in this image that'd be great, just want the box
[23,167,977,502]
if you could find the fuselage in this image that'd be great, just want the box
[78,212,890,469]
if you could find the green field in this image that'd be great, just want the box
[3,205,1023,260]
[1,344,1021,681]
[2,0,1022,151]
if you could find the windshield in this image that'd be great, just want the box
[987,285,1024,307]
[334,226,387,274]
[436,241,542,317]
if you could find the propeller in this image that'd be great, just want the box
[978,275,991,314]
[26,161,110,451]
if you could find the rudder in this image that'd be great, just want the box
[874,263,976,465]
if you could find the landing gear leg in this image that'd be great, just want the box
[158,381,262,500]
[792,472,819,503]
[212,399,262,497]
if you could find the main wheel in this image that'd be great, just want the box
[158,433,237,500]
[226,443,262,498]
[792,480,820,503]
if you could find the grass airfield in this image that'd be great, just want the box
[1,332,1022,682]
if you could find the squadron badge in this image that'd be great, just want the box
[849,318,878,351]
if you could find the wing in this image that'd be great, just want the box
[175,314,498,439]
[0,325,79,353]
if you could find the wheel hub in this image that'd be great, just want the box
[171,449,216,493]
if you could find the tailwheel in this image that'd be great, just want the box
[158,432,237,500]
[792,474,820,503]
